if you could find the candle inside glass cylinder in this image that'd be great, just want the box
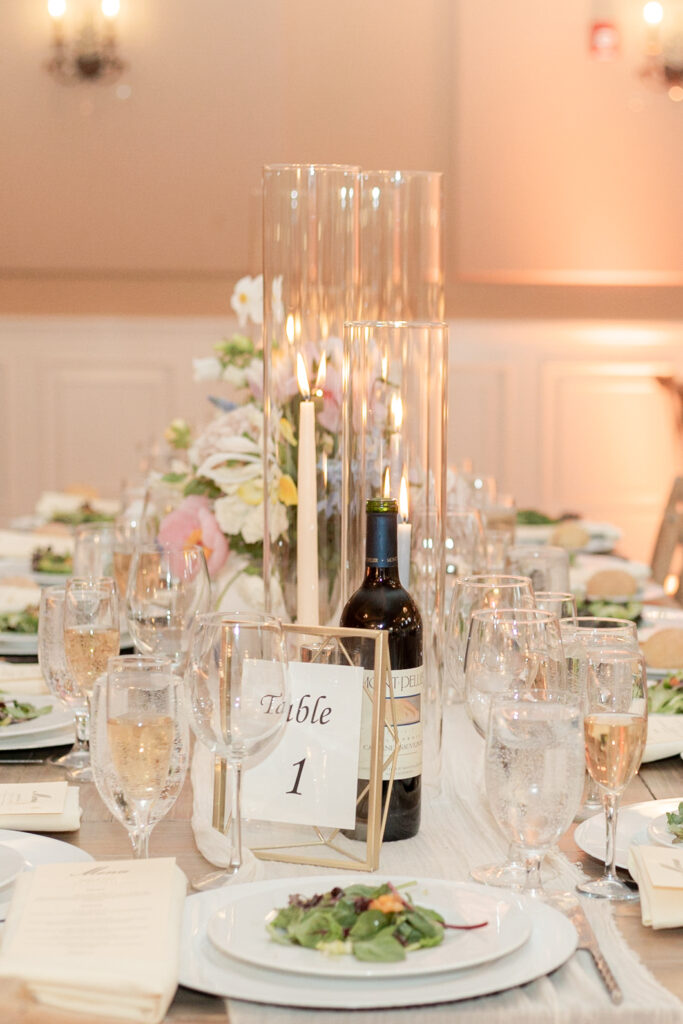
[296,354,319,625]
[397,473,412,590]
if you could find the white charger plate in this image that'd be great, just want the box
[0,828,93,920]
[207,878,532,980]
[0,844,25,889]
[0,633,38,656]
[179,876,578,1009]
[0,695,73,738]
[642,714,683,762]
[574,799,683,870]
[0,725,75,751]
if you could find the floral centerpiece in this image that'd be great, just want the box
[160,275,342,616]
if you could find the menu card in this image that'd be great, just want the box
[0,783,80,832]
[0,858,186,1023]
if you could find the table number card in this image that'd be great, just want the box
[242,660,363,829]
[211,625,398,872]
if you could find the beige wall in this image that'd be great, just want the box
[1,1,681,319]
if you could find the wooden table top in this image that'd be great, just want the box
[1,745,682,1021]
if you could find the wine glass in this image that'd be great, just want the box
[63,576,120,701]
[577,649,648,901]
[444,574,535,704]
[126,544,211,672]
[464,606,567,887]
[444,508,486,611]
[185,612,290,890]
[535,592,577,619]
[506,545,570,592]
[90,655,189,858]
[560,616,640,815]
[485,689,585,899]
[72,523,115,578]
[38,586,91,780]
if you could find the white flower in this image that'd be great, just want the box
[230,275,263,327]
[221,363,248,389]
[192,356,223,382]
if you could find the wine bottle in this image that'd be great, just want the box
[340,497,423,841]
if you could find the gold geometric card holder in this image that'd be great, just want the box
[211,625,399,871]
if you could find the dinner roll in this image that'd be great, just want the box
[551,522,591,550]
[641,629,683,669]
[586,569,638,599]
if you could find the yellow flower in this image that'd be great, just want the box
[278,475,298,506]
[280,418,296,446]
[237,480,264,506]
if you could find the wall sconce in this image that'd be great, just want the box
[46,0,127,84]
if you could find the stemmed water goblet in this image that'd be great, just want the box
[90,655,189,858]
[444,573,535,704]
[38,586,92,780]
[184,612,290,890]
[485,688,585,900]
[535,592,577,619]
[464,606,567,886]
[126,544,211,673]
[506,545,571,593]
[72,523,116,578]
[577,648,648,901]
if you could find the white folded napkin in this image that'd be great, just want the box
[628,843,683,928]
[0,530,72,560]
[0,585,42,616]
[642,713,683,762]
[0,663,49,695]
[0,785,81,832]
[0,858,186,1024]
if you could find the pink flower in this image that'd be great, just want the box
[158,496,229,577]
[317,361,343,434]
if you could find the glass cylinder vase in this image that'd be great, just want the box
[342,321,448,788]
[262,163,360,626]
[360,170,444,322]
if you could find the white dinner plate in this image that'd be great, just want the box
[0,828,93,920]
[0,633,38,656]
[0,694,72,738]
[0,843,25,889]
[207,878,532,980]
[647,812,683,848]
[574,799,683,870]
[179,876,578,1009]
[515,521,621,554]
[0,725,75,751]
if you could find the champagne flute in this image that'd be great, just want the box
[90,655,188,858]
[126,544,211,672]
[577,649,648,901]
[464,606,567,886]
[63,577,120,700]
[560,616,640,815]
[485,689,585,899]
[444,574,535,704]
[506,545,571,593]
[185,612,290,890]
[38,586,91,780]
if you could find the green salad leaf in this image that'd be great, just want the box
[266,881,488,963]
[647,674,683,715]
[666,802,683,843]
[0,607,39,634]
[0,694,52,727]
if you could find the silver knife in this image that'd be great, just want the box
[555,895,623,1004]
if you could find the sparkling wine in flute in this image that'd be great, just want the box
[340,497,423,842]
[113,549,133,605]
[64,626,120,696]
[107,713,175,801]
[584,712,647,793]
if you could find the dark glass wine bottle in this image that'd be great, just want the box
[340,497,423,841]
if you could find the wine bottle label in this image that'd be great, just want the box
[357,665,424,781]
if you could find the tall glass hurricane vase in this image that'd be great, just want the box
[262,163,360,627]
[360,170,444,322]
[342,321,448,788]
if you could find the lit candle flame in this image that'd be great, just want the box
[314,351,327,392]
[380,353,388,381]
[390,392,403,430]
[286,314,295,345]
[296,353,311,400]
[48,0,66,16]
[399,473,409,521]
[383,467,391,498]
[664,572,679,596]
[322,450,328,488]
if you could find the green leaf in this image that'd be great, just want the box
[289,910,343,949]
[161,472,188,484]
[349,909,389,940]
[352,927,406,962]
[183,476,223,500]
